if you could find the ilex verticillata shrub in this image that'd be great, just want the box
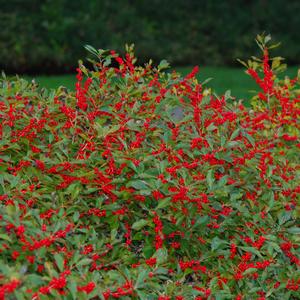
[0,35,299,300]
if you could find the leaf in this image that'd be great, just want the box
[25,274,44,285]
[153,247,168,264]
[243,267,257,275]
[143,244,155,258]
[201,77,213,85]
[206,123,218,132]
[206,169,215,189]
[209,277,218,289]
[45,261,57,277]
[220,135,226,147]
[240,246,263,258]
[176,215,185,226]
[230,192,243,201]
[128,180,148,190]
[193,215,209,228]
[156,197,171,209]
[135,268,148,289]
[230,128,240,141]
[77,258,92,267]
[264,34,272,44]
[0,234,11,242]
[237,58,248,68]
[84,45,100,57]
[68,280,78,300]
[217,175,228,188]
[278,211,292,225]
[54,253,64,272]
[132,219,148,230]
[138,173,157,179]
[71,185,81,201]
[267,241,282,253]
[158,60,170,71]
[243,132,255,147]
[286,227,300,234]
[211,237,227,251]
[73,211,80,222]
[154,267,168,275]
[224,90,232,100]
[136,290,150,300]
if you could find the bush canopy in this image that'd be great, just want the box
[0,35,299,299]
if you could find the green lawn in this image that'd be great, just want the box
[24,66,299,102]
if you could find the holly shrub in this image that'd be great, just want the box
[0,35,299,300]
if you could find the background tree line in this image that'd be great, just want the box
[1,0,299,74]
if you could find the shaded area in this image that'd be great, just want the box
[1,0,300,74]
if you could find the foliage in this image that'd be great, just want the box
[1,1,300,73]
[0,35,299,299]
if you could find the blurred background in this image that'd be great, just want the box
[1,0,299,99]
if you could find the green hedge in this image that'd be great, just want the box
[1,0,300,73]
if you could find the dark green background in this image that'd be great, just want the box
[1,0,299,74]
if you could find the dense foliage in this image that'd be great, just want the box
[1,0,300,73]
[0,36,299,299]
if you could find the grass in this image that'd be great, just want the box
[23,66,299,103]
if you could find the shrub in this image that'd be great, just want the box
[0,35,299,299]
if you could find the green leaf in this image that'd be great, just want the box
[54,253,64,272]
[221,135,226,147]
[143,244,155,258]
[0,234,12,242]
[266,191,275,212]
[135,268,149,289]
[279,211,292,225]
[153,247,168,264]
[158,60,170,71]
[267,241,282,254]
[77,258,92,267]
[136,290,150,300]
[156,197,171,209]
[128,180,148,190]
[240,246,263,258]
[217,175,228,187]
[206,123,218,132]
[132,219,148,230]
[211,237,227,251]
[209,277,218,289]
[237,58,248,68]
[226,141,239,148]
[243,132,255,146]
[71,185,81,201]
[286,227,300,234]
[73,211,80,222]
[154,267,168,275]
[26,274,44,285]
[243,267,257,275]
[193,215,209,228]
[68,280,78,300]
[206,169,215,189]
[201,77,213,85]
[230,128,240,140]
[230,192,243,201]
[224,90,232,100]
